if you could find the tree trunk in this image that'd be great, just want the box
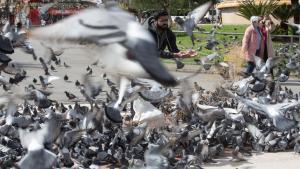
[163,0,172,26]
[280,21,289,35]
[291,0,300,24]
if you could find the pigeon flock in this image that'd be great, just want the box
[0,1,300,169]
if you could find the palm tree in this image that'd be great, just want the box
[238,0,278,20]
[272,4,294,35]
[291,0,300,24]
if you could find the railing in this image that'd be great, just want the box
[173,30,300,44]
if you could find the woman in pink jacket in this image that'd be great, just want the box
[242,16,264,76]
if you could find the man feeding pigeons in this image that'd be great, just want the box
[144,10,197,59]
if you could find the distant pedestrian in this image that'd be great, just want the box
[242,16,264,76]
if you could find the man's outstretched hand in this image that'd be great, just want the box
[174,50,197,58]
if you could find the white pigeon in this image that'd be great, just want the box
[133,98,164,125]
[285,22,300,34]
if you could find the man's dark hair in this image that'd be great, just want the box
[153,10,169,20]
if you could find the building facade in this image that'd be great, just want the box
[217,0,292,24]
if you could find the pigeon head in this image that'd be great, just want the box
[174,17,184,26]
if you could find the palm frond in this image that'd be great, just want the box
[272,3,294,22]
[238,0,278,20]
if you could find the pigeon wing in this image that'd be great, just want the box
[30,8,128,45]
[188,1,213,25]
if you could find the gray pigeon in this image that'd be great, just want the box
[174,1,215,45]
[0,35,14,54]
[18,123,57,169]
[30,4,178,123]
[239,97,299,131]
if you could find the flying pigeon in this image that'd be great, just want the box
[29,4,178,123]
[29,5,177,86]
[174,1,216,45]
[285,22,300,34]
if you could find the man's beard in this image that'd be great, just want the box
[157,24,168,30]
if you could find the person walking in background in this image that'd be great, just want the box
[260,16,275,77]
[2,14,16,41]
[242,16,264,76]
[28,5,41,26]
[261,16,275,62]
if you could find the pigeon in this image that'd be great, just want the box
[91,59,99,66]
[29,89,53,108]
[286,57,297,70]
[126,122,148,145]
[0,35,14,54]
[294,137,300,153]
[0,53,12,72]
[238,97,299,131]
[63,62,71,68]
[0,76,12,89]
[9,72,26,85]
[29,4,177,86]
[174,58,184,69]
[50,65,56,71]
[21,42,38,60]
[285,22,300,34]
[174,0,215,45]
[18,123,57,169]
[82,75,102,99]
[39,75,60,88]
[0,53,12,64]
[64,74,69,81]
[201,52,220,65]
[39,57,50,75]
[138,80,171,104]
[29,4,179,124]
[232,76,255,96]
[33,78,37,84]
[64,91,77,100]
[75,80,81,87]
[232,146,246,161]
[144,144,169,169]
[86,66,91,71]
[87,69,93,76]
[40,42,64,64]
[132,98,164,125]
[196,104,226,122]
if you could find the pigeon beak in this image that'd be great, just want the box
[124,39,178,87]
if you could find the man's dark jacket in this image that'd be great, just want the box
[143,17,179,59]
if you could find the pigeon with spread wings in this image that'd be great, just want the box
[174,0,217,45]
[30,4,177,123]
[285,22,300,34]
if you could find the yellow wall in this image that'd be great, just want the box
[217,0,292,25]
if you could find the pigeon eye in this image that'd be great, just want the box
[126,51,135,60]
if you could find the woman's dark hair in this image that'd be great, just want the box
[153,10,168,20]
